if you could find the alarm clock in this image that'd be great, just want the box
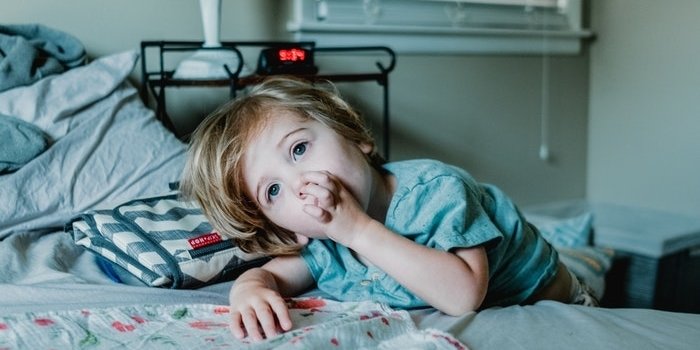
[256,46,318,75]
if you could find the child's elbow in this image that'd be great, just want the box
[439,283,487,316]
[440,299,481,316]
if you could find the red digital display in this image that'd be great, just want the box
[278,48,306,62]
[258,46,317,75]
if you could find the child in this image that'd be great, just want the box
[180,76,597,341]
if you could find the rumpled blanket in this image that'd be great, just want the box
[0,113,49,174]
[0,24,86,92]
[0,298,468,349]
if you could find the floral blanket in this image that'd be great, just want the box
[0,297,467,349]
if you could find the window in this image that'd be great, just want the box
[287,0,592,54]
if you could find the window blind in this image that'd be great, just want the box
[287,0,592,54]
[420,0,559,8]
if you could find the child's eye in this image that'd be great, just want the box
[291,142,307,160]
[267,184,280,201]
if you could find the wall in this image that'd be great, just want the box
[351,54,589,206]
[1,0,284,58]
[1,0,591,207]
[588,0,700,218]
[2,0,285,136]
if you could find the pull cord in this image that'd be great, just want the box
[539,8,551,162]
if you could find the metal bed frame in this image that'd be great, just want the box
[140,41,396,159]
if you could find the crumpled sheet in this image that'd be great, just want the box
[0,114,49,174]
[0,24,86,92]
[0,50,186,241]
[0,297,467,349]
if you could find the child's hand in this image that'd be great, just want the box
[298,171,373,246]
[228,278,292,341]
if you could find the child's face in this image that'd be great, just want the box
[242,110,374,240]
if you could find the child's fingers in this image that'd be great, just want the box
[229,312,246,339]
[301,183,335,208]
[270,297,293,331]
[303,204,331,223]
[254,304,280,340]
[301,171,338,192]
[240,307,264,341]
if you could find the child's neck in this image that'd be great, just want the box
[354,167,396,268]
[365,167,396,224]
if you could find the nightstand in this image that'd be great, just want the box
[590,203,700,312]
[524,200,700,313]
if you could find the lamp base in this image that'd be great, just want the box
[173,49,250,79]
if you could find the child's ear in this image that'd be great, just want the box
[358,142,373,155]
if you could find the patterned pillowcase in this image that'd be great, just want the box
[66,192,269,289]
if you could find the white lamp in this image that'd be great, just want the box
[174,0,250,79]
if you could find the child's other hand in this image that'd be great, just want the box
[228,279,292,341]
[299,171,372,246]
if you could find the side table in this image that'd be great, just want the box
[525,200,700,312]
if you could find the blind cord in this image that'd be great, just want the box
[539,8,551,162]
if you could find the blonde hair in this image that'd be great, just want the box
[180,76,383,255]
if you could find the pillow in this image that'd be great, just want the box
[66,192,269,288]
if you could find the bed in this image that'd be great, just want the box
[1,51,698,349]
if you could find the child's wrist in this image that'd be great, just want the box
[234,267,276,289]
[344,218,381,250]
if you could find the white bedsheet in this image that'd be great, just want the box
[1,232,696,350]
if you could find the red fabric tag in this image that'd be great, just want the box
[188,232,222,249]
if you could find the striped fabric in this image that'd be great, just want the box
[66,193,268,289]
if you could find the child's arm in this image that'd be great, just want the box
[228,255,314,341]
[300,171,489,315]
[351,220,489,315]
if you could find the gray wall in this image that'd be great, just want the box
[588,0,700,218]
[363,54,589,206]
[2,0,590,207]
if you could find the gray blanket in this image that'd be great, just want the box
[0,24,86,92]
[0,114,49,174]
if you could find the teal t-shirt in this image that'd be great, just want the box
[300,159,558,308]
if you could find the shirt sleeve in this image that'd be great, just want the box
[389,173,503,252]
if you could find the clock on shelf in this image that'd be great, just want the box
[256,46,318,75]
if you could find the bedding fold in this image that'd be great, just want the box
[0,24,86,92]
[0,114,49,174]
[0,51,186,240]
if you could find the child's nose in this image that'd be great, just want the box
[292,178,317,205]
[292,178,306,198]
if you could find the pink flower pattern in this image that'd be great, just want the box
[33,318,54,326]
[111,321,135,332]
[131,315,146,324]
[213,306,229,314]
[0,299,467,349]
[189,320,229,330]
